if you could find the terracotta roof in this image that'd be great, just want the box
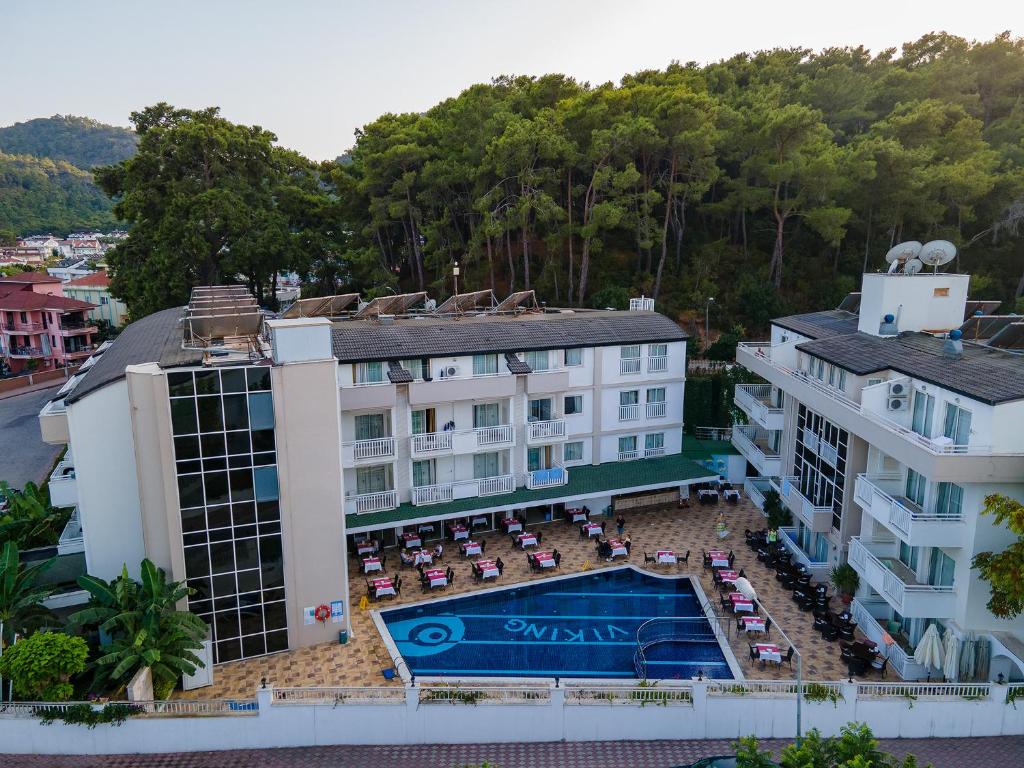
[66,272,111,288]
[0,272,61,284]
[0,291,95,312]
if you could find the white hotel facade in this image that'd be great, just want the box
[38,291,714,668]
[735,270,1024,682]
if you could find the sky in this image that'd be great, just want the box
[1,0,1017,160]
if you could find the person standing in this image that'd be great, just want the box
[616,515,626,537]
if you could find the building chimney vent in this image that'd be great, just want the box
[943,329,963,359]
[378,314,394,326]
[879,313,899,336]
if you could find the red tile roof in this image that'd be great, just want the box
[67,272,111,288]
[0,291,95,312]
[0,272,62,284]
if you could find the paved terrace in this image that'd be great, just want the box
[179,496,868,699]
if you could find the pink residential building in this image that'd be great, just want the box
[0,273,97,374]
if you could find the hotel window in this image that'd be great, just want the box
[473,452,501,479]
[648,343,667,357]
[928,549,955,587]
[905,469,926,508]
[565,348,583,366]
[400,358,427,380]
[412,459,436,488]
[473,353,498,376]
[473,402,501,428]
[911,391,935,438]
[620,390,639,406]
[827,364,846,391]
[528,398,552,422]
[524,349,549,371]
[618,435,638,457]
[168,365,286,665]
[621,345,640,360]
[942,404,972,447]
[934,482,963,518]
[644,432,665,454]
[356,465,390,494]
[646,387,666,404]
[563,441,583,462]
[564,395,583,415]
[353,413,388,440]
[354,361,384,384]
[898,541,919,571]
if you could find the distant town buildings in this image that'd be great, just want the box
[64,270,128,328]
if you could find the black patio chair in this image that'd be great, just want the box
[644,552,655,564]
[783,647,795,668]
[680,550,690,566]
[871,656,889,678]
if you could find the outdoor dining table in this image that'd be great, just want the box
[475,559,499,579]
[565,507,588,523]
[729,592,754,612]
[741,616,766,634]
[362,556,382,574]
[461,540,482,556]
[356,541,378,556]
[371,577,395,598]
[755,643,782,664]
[517,532,538,548]
[708,550,730,568]
[413,549,433,566]
[608,539,628,558]
[448,523,469,541]
[402,533,422,549]
[471,515,489,528]
[532,551,556,568]
[723,489,741,503]
[717,569,739,584]
[424,568,448,588]
[582,522,603,537]
[698,489,720,504]
[656,549,677,564]
[502,518,523,534]
[417,523,435,534]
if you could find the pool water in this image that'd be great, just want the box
[380,567,731,679]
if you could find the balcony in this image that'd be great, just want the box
[341,437,395,468]
[1,322,44,334]
[527,419,566,444]
[644,446,666,458]
[730,425,782,477]
[48,459,77,507]
[646,402,669,420]
[777,527,830,580]
[410,432,453,456]
[526,464,567,490]
[8,346,46,358]
[743,476,776,511]
[473,424,514,448]
[854,474,966,548]
[62,346,95,359]
[617,449,640,461]
[38,398,69,444]
[847,537,956,618]
[773,476,832,533]
[733,383,784,431]
[475,474,515,496]
[647,355,668,373]
[619,357,641,375]
[57,508,84,555]
[619,403,640,421]
[345,489,398,515]
[411,483,454,506]
[59,322,97,336]
[850,598,930,680]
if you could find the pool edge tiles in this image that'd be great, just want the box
[371,565,744,684]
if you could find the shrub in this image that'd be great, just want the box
[0,632,88,701]
[36,702,143,728]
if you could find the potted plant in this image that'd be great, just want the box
[830,563,860,604]
[762,489,792,531]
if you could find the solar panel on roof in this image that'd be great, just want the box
[987,323,1024,351]
[355,292,427,318]
[958,315,1019,341]
[435,290,497,314]
[493,290,539,312]
[280,294,360,318]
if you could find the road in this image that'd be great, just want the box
[3,737,1022,768]
[0,384,63,490]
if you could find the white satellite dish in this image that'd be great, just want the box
[903,258,924,276]
[919,240,957,272]
[885,241,922,264]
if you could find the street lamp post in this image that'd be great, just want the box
[705,297,715,349]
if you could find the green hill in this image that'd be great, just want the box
[0,115,137,170]
[0,151,118,234]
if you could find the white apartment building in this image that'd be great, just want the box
[38,289,715,669]
[735,269,1024,682]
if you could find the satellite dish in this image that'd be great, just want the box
[919,240,957,271]
[903,258,924,276]
[885,241,922,264]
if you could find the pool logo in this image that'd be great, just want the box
[388,614,466,657]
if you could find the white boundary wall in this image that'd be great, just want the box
[2,682,1022,755]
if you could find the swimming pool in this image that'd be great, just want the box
[377,567,734,680]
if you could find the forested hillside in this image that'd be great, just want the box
[0,152,119,234]
[0,115,137,169]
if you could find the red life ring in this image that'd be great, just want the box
[314,604,331,623]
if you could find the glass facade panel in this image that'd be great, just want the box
[472,354,498,376]
[794,405,849,531]
[565,348,582,366]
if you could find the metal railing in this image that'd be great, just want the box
[349,436,395,460]
[410,432,452,454]
[57,508,84,555]
[777,527,829,574]
[646,401,667,419]
[619,357,642,375]
[849,598,926,680]
[647,355,668,373]
[411,483,454,506]
[734,383,783,427]
[855,682,990,700]
[565,684,693,706]
[633,616,723,679]
[526,464,567,490]
[619,403,640,421]
[707,680,842,697]
[418,686,551,705]
[351,489,398,514]
[847,537,955,612]
[1,322,44,333]
[644,446,666,458]
[477,474,515,496]
[475,424,514,446]
[0,699,259,718]
[617,450,640,461]
[694,426,732,441]
[854,474,963,541]
[528,419,566,441]
[273,687,406,705]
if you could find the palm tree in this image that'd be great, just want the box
[0,541,56,645]
[70,560,207,696]
[0,481,70,550]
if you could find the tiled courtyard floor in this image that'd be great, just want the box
[178,498,869,699]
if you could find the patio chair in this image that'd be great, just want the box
[526,554,536,572]
[680,550,690,566]
[737,568,746,579]
[763,617,772,638]
[720,595,731,613]
[783,647,795,668]
[871,656,889,678]
[644,552,655,564]
[838,624,856,642]
[821,623,841,642]
[748,645,759,665]
[495,557,504,574]
[536,531,543,545]
[728,551,735,567]
[756,547,770,563]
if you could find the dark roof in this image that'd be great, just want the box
[387,361,413,384]
[65,307,201,404]
[330,310,686,363]
[772,310,860,340]
[504,352,531,374]
[796,331,1024,405]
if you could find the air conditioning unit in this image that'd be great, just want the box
[440,364,460,378]
[888,397,910,412]
[888,381,909,397]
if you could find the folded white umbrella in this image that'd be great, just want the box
[733,577,757,600]
[942,628,960,682]
[913,623,945,676]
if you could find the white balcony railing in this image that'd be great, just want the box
[619,357,641,375]
[645,401,667,419]
[743,476,774,511]
[526,464,568,490]
[731,425,782,476]
[619,403,640,421]
[475,424,514,447]
[411,483,454,506]
[410,432,452,455]
[617,450,640,461]
[850,598,929,680]
[854,474,965,547]
[847,537,956,618]
[477,474,515,496]
[647,355,668,373]
[644,446,666,458]
[48,459,78,508]
[733,383,784,430]
[527,419,566,442]
[349,490,398,515]
[57,508,84,555]
[773,476,832,533]
[349,437,395,461]
[777,526,830,579]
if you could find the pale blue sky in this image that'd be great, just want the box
[1,1,1015,159]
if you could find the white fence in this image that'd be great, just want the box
[1,682,1021,754]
